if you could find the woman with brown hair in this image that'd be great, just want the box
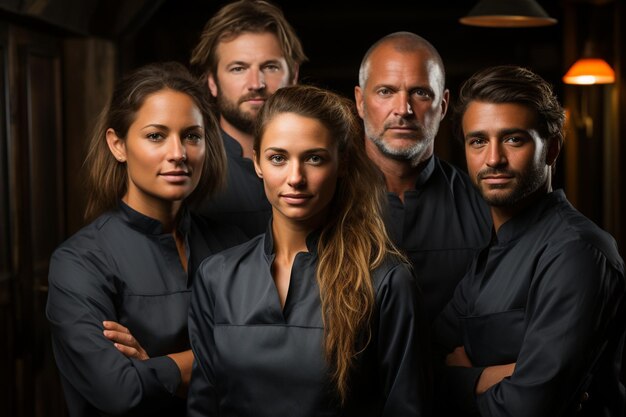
[188,85,426,416]
[46,62,246,417]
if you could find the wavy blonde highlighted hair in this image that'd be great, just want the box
[254,85,407,402]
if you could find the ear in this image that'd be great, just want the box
[440,88,450,120]
[208,73,218,98]
[252,150,263,178]
[106,128,127,162]
[354,86,365,119]
[546,136,561,166]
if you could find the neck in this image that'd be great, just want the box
[221,117,254,159]
[491,183,552,232]
[123,195,181,233]
[365,139,430,200]
[271,215,313,262]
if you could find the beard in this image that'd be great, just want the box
[215,90,269,135]
[363,116,437,165]
[476,163,548,207]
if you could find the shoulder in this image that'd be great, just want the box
[544,200,623,271]
[197,234,265,275]
[52,211,119,258]
[371,256,418,295]
[49,211,121,286]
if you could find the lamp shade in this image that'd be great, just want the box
[460,0,557,28]
[562,58,615,85]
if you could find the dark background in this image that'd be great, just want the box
[1,1,624,416]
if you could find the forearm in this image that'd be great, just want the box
[476,363,516,395]
[167,349,194,397]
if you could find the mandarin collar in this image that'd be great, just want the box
[262,219,321,263]
[414,155,436,188]
[118,200,191,236]
[494,189,566,244]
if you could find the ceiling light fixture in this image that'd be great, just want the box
[460,0,558,28]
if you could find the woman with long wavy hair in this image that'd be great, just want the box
[188,85,427,416]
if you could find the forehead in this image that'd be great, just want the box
[132,90,202,125]
[215,31,285,65]
[260,113,333,150]
[462,101,539,132]
[365,44,444,89]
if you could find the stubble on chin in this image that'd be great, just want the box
[216,94,256,135]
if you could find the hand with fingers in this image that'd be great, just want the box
[103,321,150,360]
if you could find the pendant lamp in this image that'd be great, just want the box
[460,0,557,28]
[563,58,615,85]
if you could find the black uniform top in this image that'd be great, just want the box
[195,129,272,239]
[434,190,626,417]
[188,227,427,417]
[384,156,491,323]
[46,202,247,417]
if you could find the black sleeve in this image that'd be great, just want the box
[46,246,181,415]
[475,241,625,417]
[376,263,428,416]
[187,256,221,417]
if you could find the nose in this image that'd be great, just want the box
[393,92,413,117]
[287,161,305,188]
[248,69,266,91]
[486,141,506,168]
[168,137,187,163]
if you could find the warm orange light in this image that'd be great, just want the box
[563,58,615,85]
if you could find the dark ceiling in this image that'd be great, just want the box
[123,0,567,98]
[1,0,610,101]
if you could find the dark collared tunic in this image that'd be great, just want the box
[195,130,271,238]
[46,202,246,417]
[188,229,427,417]
[384,156,491,323]
[434,190,626,417]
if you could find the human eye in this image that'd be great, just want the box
[466,137,486,148]
[146,132,164,142]
[183,130,203,143]
[269,154,286,165]
[412,88,433,100]
[229,65,245,74]
[263,63,282,72]
[376,87,393,97]
[305,154,325,165]
[504,135,525,146]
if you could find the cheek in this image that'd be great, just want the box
[464,151,482,176]
[266,73,292,91]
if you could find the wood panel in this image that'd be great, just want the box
[0,20,18,417]
[7,24,67,417]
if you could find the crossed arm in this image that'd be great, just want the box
[445,346,516,395]
[102,320,194,396]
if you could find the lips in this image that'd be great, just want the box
[280,193,312,205]
[160,170,190,183]
[479,174,515,187]
[240,94,267,105]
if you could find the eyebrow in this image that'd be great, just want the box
[464,127,529,138]
[263,147,331,153]
[140,124,204,131]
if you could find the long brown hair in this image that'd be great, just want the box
[83,61,225,221]
[254,85,406,402]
